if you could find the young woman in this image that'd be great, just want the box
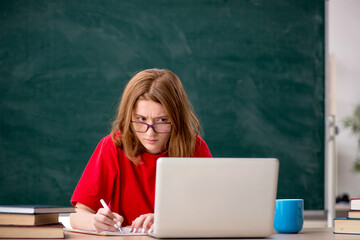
[70,69,212,233]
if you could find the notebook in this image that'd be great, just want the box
[151,157,279,238]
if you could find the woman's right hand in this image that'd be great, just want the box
[94,207,124,232]
[70,202,124,233]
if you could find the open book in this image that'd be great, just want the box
[65,226,148,236]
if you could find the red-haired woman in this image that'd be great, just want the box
[70,69,212,233]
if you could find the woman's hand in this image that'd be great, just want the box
[94,207,124,233]
[70,202,123,232]
[131,213,154,233]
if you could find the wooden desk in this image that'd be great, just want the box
[63,228,358,240]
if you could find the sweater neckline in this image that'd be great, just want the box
[142,151,167,161]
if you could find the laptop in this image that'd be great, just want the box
[151,157,279,238]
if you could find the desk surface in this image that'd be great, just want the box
[63,228,357,240]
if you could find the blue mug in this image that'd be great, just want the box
[274,199,304,233]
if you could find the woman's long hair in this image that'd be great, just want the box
[111,68,200,164]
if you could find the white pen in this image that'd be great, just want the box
[100,199,123,233]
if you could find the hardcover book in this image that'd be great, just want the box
[350,198,360,211]
[334,218,360,235]
[0,205,75,214]
[0,213,59,226]
[348,210,360,219]
[0,223,64,239]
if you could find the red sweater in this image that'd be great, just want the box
[71,134,212,226]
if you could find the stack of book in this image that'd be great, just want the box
[334,198,360,235]
[0,205,75,239]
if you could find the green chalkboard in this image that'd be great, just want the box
[0,0,325,210]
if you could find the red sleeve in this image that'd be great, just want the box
[70,135,119,212]
[193,135,212,157]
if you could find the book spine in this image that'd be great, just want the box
[334,218,360,221]
[334,232,360,235]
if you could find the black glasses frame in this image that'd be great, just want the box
[130,121,172,133]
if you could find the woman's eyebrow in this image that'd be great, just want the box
[133,114,168,119]
[155,115,169,119]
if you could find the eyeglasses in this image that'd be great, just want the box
[130,121,172,133]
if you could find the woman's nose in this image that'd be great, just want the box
[146,124,157,135]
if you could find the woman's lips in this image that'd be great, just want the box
[145,139,158,144]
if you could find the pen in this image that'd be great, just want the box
[100,199,123,233]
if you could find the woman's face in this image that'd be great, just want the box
[131,100,171,154]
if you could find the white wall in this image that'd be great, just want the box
[329,0,360,198]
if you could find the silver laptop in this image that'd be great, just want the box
[151,157,279,238]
